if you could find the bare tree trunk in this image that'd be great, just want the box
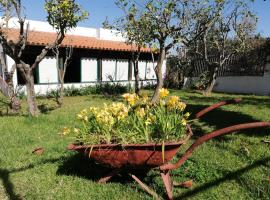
[132,48,141,95]
[54,46,72,106]
[133,60,140,95]
[25,71,39,116]
[6,76,21,113]
[18,64,39,116]
[0,51,21,113]
[57,77,64,106]
[205,64,219,95]
[151,48,166,103]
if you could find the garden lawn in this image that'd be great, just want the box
[0,90,269,200]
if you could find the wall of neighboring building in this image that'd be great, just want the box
[213,62,270,95]
[183,60,270,96]
[6,55,18,86]
[5,18,125,42]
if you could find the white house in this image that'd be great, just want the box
[0,19,166,94]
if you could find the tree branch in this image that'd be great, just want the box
[31,32,65,70]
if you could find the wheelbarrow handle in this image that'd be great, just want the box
[160,121,270,171]
[195,98,242,119]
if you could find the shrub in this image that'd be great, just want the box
[190,71,210,90]
[39,82,132,99]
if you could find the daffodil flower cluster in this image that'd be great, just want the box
[61,88,190,145]
[122,93,139,106]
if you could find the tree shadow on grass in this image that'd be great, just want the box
[0,169,23,200]
[57,154,141,184]
[182,94,270,107]
[56,153,270,199]
[85,94,122,103]
[57,154,111,181]
[186,104,270,138]
[174,157,270,200]
[0,156,66,200]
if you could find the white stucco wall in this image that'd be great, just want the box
[213,62,270,95]
[6,56,18,87]
[146,62,156,80]
[98,29,125,42]
[162,60,167,79]
[183,62,270,96]
[4,18,125,41]
[131,61,147,80]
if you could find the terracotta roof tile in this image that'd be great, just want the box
[3,29,151,53]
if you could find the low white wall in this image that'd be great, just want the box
[183,62,270,96]
[214,63,270,95]
[34,83,94,95]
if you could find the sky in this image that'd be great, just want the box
[21,0,270,37]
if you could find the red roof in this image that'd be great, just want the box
[3,29,151,53]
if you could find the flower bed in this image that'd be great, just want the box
[61,88,190,145]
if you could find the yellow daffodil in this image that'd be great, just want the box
[96,109,115,126]
[135,107,146,118]
[167,95,180,110]
[160,100,166,106]
[149,113,156,122]
[74,128,80,134]
[77,112,88,122]
[159,88,169,98]
[145,118,152,126]
[145,113,156,126]
[181,118,187,126]
[83,115,88,122]
[184,112,190,118]
[81,109,88,115]
[176,102,186,111]
[89,107,98,115]
[61,127,70,136]
[141,93,149,104]
[122,93,138,106]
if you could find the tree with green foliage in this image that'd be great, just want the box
[189,0,257,95]
[104,1,151,95]
[0,0,88,116]
[112,0,224,102]
[52,45,73,106]
[0,0,21,113]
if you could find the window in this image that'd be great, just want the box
[102,59,116,81]
[116,60,129,81]
[81,58,98,82]
[38,57,58,83]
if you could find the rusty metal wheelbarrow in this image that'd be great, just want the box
[68,99,270,199]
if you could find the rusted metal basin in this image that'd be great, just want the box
[68,128,192,169]
[68,142,181,168]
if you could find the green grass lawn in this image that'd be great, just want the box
[0,90,269,200]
